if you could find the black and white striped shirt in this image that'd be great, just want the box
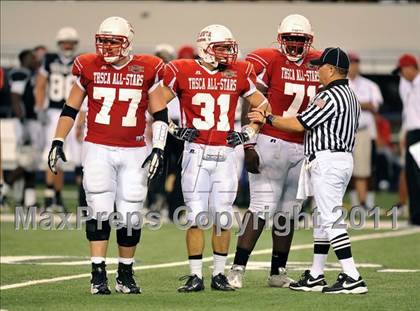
[297,79,360,156]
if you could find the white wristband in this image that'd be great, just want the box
[152,121,168,150]
[242,125,256,140]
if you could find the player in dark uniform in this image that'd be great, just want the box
[3,50,41,207]
[35,27,86,211]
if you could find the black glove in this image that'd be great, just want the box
[142,147,164,183]
[48,139,67,175]
[244,146,260,174]
[169,122,199,142]
[227,131,251,147]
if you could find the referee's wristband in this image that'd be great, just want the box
[266,114,275,126]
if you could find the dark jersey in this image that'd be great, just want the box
[40,53,76,109]
[0,68,12,118]
[9,67,36,119]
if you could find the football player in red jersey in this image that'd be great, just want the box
[161,24,270,292]
[47,17,169,295]
[227,14,321,289]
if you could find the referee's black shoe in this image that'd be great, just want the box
[177,274,204,293]
[322,273,368,294]
[211,273,235,291]
[289,270,327,292]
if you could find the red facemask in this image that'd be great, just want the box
[95,34,129,61]
[206,41,238,65]
[277,33,313,60]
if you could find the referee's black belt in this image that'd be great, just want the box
[308,149,347,162]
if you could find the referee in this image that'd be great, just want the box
[248,47,368,294]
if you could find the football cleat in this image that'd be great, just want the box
[211,273,235,291]
[289,270,327,292]
[115,263,141,294]
[177,274,205,293]
[90,262,111,295]
[227,264,245,289]
[267,267,295,288]
[322,273,368,294]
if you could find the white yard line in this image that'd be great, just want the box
[378,269,420,273]
[1,227,419,291]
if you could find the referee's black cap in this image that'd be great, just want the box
[310,47,350,70]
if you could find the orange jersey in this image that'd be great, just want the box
[163,59,257,146]
[246,49,321,143]
[72,54,164,147]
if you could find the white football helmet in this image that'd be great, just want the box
[96,16,134,63]
[56,27,79,58]
[196,24,238,68]
[277,14,314,62]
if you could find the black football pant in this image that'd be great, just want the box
[406,130,420,225]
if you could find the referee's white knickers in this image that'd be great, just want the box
[309,150,353,241]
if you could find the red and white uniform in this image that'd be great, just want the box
[164,59,256,146]
[245,48,321,219]
[72,53,164,223]
[73,53,164,147]
[163,59,257,225]
[247,48,321,143]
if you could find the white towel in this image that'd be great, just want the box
[296,159,313,200]
[409,141,420,169]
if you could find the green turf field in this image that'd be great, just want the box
[1,217,420,310]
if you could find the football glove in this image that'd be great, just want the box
[142,147,164,184]
[168,121,199,142]
[48,139,67,175]
[227,126,256,147]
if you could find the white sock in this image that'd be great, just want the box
[91,257,105,264]
[340,257,360,280]
[213,253,227,276]
[310,254,328,278]
[349,190,359,207]
[189,259,202,279]
[118,257,134,265]
[24,188,37,207]
[366,192,375,208]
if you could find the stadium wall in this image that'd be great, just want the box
[1,1,419,71]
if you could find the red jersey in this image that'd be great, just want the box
[72,54,164,147]
[246,49,321,144]
[163,59,257,146]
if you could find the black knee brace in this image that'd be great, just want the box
[86,219,111,241]
[116,227,141,247]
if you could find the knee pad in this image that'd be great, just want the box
[248,203,274,221]
[185,201,207,226]
[212,205,234,230]
[116,200,142,227]
[279,200,303,220]
[86,219,111,241]
[116,227,141,247]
